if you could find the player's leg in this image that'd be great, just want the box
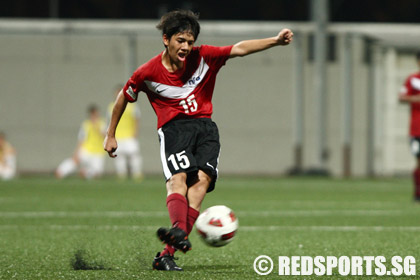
[114,139,128,179]
[78,148,92,179]
[93,155,105,178]
[56,158,78,178]
[81,153,104,179]
[158,172,192,252]
[130,153,143,181]
[0,163,15,180]
[158,172,188,258]
[411,138,420,201]
[185,119,221,235]
[127,138,143,180]
[414,157,420,201]
[187,170,211,211]
[114,152,128,179]
[154,172,206,271]
[185,170,211,234]
[166,172,188,232]
[2,155,16,180]
[156,122,198,257]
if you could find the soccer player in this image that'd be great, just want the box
[107,85,143,181]
[104,10,293,271]
[0,132,16,180]
[399,51,420,201]
[56,105,106,179]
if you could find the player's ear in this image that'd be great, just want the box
[162,34,170,48]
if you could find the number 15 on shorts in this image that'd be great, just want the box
[168,151,191,171]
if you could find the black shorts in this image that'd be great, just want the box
[157,118,221,192]
[410,137,420,158]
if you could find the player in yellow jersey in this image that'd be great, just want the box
[107,85,143,180]
[0,132,16,180]
[56,105,106,179]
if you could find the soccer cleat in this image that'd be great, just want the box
[152,252,183,271]
[157,227,192,253]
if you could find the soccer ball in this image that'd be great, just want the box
[195,205,239,247]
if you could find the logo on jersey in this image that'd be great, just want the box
[188,76,201,85]
[126,86,138,101]
[206,162,215,170]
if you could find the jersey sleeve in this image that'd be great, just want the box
[123,68,146,102]
[199,45,233,70]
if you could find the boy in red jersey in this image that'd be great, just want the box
[399,52,420,202]
[104,10,293,271]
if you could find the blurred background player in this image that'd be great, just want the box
[0,131,16,180]
[107,85,143,181]
[56,105,106,179]
[398,51,420,201]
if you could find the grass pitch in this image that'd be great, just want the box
[0,176,419,279]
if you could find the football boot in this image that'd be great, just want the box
[152,252,183,271]
[157,227,192,253]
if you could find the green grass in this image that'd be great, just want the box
[0,176,420,279]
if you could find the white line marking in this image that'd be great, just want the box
[0,209,414,218]
[0,211,168,218]
[0,225,420,232]
[241,226,420,232]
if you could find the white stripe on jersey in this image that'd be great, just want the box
[158,128,172,180]
[144,57,210,99]
[411,77,420,91]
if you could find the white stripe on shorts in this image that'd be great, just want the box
[158,128,172,180]
[411,138,420,156]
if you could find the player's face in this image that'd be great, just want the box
[90,110,100,121]
[164,32,195,64]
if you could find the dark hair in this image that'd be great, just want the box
[88,104,99,114]
[156,10,200,41]
[416,51,420,61]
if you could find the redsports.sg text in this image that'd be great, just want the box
[253,255,416,276]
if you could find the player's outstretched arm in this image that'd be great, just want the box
[399,93,420,103]
[229,28,293,58]
[104,90,128,158]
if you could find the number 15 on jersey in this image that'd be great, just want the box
[179,94,198,114]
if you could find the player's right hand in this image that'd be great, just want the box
[104,135,118,158]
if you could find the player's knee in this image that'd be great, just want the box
[189,172,212,197]
[167,173,188,195]
[198,170,212,186]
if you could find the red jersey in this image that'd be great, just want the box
[401,72,420,136]
[123,45,233,129]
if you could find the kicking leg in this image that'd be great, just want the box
[186,170,211,234]
[157,173,191,253]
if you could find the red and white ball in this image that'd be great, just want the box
[195,205,239,247]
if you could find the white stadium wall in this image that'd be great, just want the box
[0,20,418,176]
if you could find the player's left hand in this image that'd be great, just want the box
[276,29,293,46]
